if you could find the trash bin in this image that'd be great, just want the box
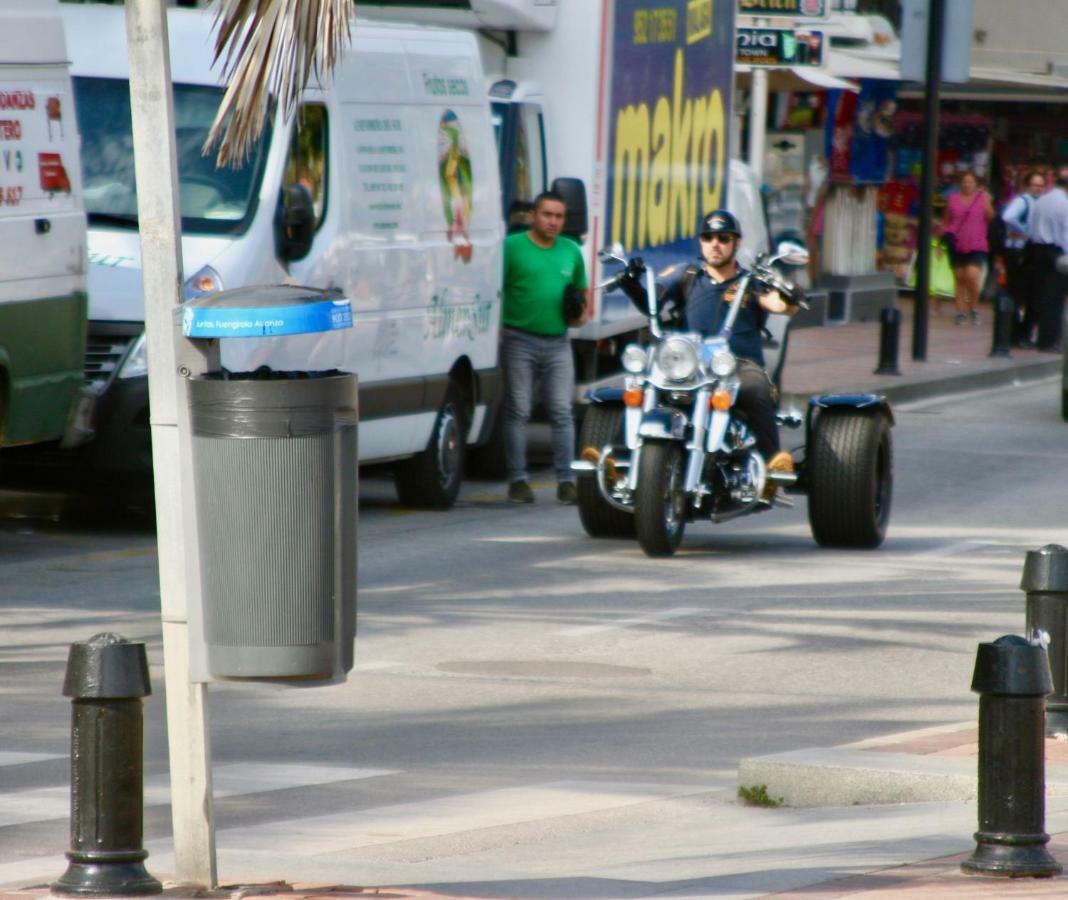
[182,286,357,681]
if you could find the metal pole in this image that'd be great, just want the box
[125,0,217,887]
[912,0,945,362]
[748,67,768,185]
[873,307,902,375]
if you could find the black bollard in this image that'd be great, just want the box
[873,306,901,375]
[1023,543,1068,737]
[51,633,162,896]
[989,291,1014,358]
[961,634,1062,878]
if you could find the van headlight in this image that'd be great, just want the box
[710,348,736,377]
[118,332,148,380]
[622,344,647,374]
[182,265,223,301]
[656,337,699,382]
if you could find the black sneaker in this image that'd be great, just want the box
[508,481,534,504]
[556,482,577,505]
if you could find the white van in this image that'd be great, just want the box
[62,5,502,507]
[0,0,86,452]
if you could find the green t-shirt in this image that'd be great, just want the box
[502,232,588,336]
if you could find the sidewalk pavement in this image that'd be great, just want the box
[780,293,1060,408]
[3,300,1066,899]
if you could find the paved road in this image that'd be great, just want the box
[1,376,1067,895]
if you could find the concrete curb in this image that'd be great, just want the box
[782,357,1060,410]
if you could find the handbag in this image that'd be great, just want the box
[940,232,957,254]
[562,283,587,324]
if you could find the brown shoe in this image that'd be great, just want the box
[580,446,619,487]
[762,451,794,502]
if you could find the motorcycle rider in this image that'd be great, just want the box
[608,210,798,501]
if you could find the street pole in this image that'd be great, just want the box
[748,66,768,185]
[125,0,218,887]
[912,0,945,362]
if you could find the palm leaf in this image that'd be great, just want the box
[204,0,354,167]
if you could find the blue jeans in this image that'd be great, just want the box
[502,327,575,484]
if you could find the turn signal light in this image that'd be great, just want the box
[623,387,643,407]
[710,389,732,411]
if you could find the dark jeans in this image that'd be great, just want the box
[736,358,780,461]
[1004,247,1036,342]
[1027,243,1068,349]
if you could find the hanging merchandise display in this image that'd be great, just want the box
[878,112,992,278]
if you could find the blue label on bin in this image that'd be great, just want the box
[182,299,353,338]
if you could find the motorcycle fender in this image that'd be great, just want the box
[809,393,894,425]
[638,408,688,441]
[705,409,732,452]
[586,387,625,406]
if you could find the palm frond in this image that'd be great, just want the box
[204,0,354,167]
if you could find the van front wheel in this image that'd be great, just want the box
[395,382,467,509]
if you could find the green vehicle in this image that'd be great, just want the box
[0,0,88,455]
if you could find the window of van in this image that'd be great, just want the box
[282,104,328,228]
[72,76,272,236]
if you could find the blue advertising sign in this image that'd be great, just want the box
[182,298,353,339]
[606,0,734,272]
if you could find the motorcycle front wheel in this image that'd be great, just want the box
[635,441,687,557]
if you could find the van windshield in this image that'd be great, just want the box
[73,77,271,236]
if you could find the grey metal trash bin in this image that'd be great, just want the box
[189,371,357,680]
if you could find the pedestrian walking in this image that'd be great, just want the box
[1000,169,1046,347]
[501,190,588,505]
[942,171,995,326]
[1024,164,1068,352]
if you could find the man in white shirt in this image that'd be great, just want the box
[1025,165,1068,351]
[1001,170,1046,347]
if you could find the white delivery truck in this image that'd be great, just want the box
[60,4,503,507]
[362,0,752,388]
[0,0,87,454]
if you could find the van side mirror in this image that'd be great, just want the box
[551,177,588,242]
[277,183,315,263]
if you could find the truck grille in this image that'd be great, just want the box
[84,333,137,387]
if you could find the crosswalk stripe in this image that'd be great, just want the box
[207,780,711,855]
[0,763,396,829]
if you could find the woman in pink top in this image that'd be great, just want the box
[943,170,995,324]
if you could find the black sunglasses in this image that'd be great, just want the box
[700,232,735,244]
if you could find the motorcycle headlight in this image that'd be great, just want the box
[710,348,737,378]
[118,332,148,380]
[182,265,224,301]
[656,336,699,382]
[622,343,647,374]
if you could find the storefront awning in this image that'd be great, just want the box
[735,64,859,93]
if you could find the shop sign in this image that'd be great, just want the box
[736,28,825,67]
[737,0,827,19]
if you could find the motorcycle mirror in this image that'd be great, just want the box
[773,240,809,267]
[598,243,627,265]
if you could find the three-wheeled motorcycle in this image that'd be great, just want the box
[572,244,894,557]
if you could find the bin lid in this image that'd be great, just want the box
[181,285,353,339]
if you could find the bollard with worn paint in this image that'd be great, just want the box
[51,633,162,896]
[961,634,1062,878]
[988,291,1013,358]
[1023,543,1068,737]
[873,306,901,375]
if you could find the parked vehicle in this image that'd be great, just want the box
[573,245,894,557]
[0,0,87,453]
[59,4,504,507]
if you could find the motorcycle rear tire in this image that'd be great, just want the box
[635,441,687,557]
[807,410,892,548]
[576,404,635,538]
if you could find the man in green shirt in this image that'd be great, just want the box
[501,191,588,504]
